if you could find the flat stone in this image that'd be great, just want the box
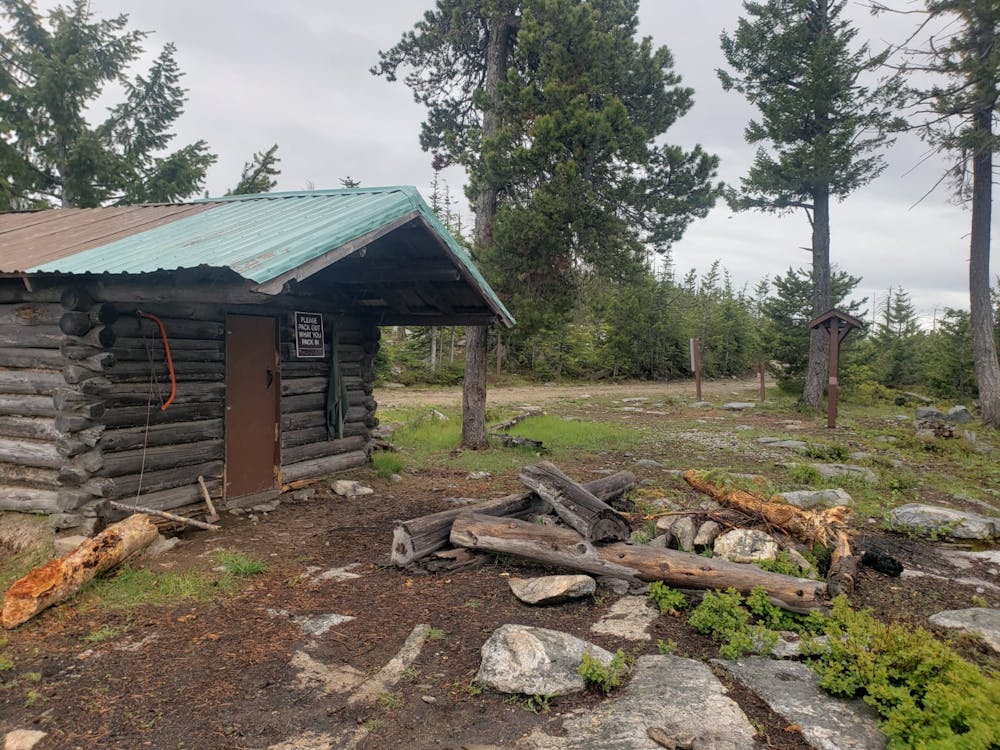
[597,577,631,596]
[946,405,974,423]
[252,500,280,512]
[508,575,596,605]
[466,471,492,480]
[330,480,373,497]
[634,459,665,468]
[52,535,87,557]
[309,563,363,583]
[3,730,48,750]
[590,596,658,641]
[890,503,999,540]
[268,731,337,750]
[290,650,365,695]
[915,406,947,421]
[538,656,756,750]
[764,439,809,450]
[292,488,316,502]
[811,464,877,484]
[143,534,181,557]
[714,529,779,563]
[928,608,1000,653]
[777,488,852,510]
[722,402,755,411]
[693,520,722,547]
[476,624,613,696]
[293,613,355,636]
[715,657,886,750]
[689,401,713,408]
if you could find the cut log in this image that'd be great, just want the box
[519,461,631,543]
[682,470,850,547]
[1,513,159,628]
[451,513,827,613]
[827,530,861,597]
[391,470,635,566]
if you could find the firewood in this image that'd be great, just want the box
[390,470,635,566]
[2,514,159,628]
[519,461,631,543]
[451,513,827,612]
[827,530,861,597]
[682,470,850,547]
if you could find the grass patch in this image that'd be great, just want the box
[508,414,643,452]
[372,451,405,477]
[83,622,127,643]
[214,550,268,577]
[79,565,236,610]
[426,627,446,640]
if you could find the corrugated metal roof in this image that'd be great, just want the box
[0,187,513,326]
[0,203,216,272]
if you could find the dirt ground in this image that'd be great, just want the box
[1,379,996,749]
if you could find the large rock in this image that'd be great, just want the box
[915,406,948,421]
[722,402,755,411]
[476,625,613,696]
[716,658,886,750]
[714,529,779,563]
[590,596,658,641]
[777,488,852,510]
[330,480,373,497]
[693,520,722,547]
[758,438,809,450]
[812,464,877,484]
[667,515,698,552]
[524,656,756,750]
[890,503,999,540]
[508,575,596,605]
[3,731,48,750]
[928,608,1000,653]
[946,405,974,423]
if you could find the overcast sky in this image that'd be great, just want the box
[35,0,1000,323]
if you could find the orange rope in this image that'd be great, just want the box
[138,311,176,410]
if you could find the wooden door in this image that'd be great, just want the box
[225,315,279,499]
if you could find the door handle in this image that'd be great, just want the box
[265,369,274,389]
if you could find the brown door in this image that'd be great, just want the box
[225,315,280,498]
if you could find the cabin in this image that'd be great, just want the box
[0,187,513,534]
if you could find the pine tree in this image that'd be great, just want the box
[0,0,215,208]
[227,144,281,196]
[719,0,903,408]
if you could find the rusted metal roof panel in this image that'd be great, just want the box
[0,203,217,272]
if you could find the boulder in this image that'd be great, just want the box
[508,575,596,605]
[476,624,613,696]
[776,488,852,510]
[928,608,1000,653]
[915,406,948,421]
[946,405,974,424]
[890,503,999,540]
[722,402,755,411]
[667,515,698,552]
[713,529,779,563]
[330,480,374,497]
[812,463,877,484]
[693,520,722,547]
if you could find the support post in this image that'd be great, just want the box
[827,323,839,428]
[758,361,766,402]
[690,338,702,401]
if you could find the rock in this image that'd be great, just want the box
[466,471,492,480]
[290,651,365,695]
[476,624,613,696]
[693,521,722,547]
[713,529,779,563]
[622,397,649,403]
[946,405,974,423]
[3,731,48,750]
[330,480,374,497]
[928,608,1000,653]
[544,656,756,750]
[597,577,631,596]
[716,658,886,750]
[52,534,87,557]
[915,406,948,421]
[634,459,665,468]
[667,516,697,552]
[722,402,755,411]
[508,575,596,605]
[776,488,852,510]
[294,613,354,636]
[429,409,449,421]
[890,503,999,540]
[689,401,713,408]
[292,488,316,502]
[389,473,403,483]
[759,438,809,450]
[144,534,181,557]
[252,500,280,513]
[962,430,994,455]
[421,694,437,704]
[590,596,658,641]
[811,463,877,484]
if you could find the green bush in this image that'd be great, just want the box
[578,649,631,695]
[648,581,689,614]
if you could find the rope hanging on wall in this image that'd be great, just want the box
[326,321,348,440]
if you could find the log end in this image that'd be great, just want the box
[391,525,416,567]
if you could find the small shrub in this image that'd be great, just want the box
[83,624,122,643]
[755,551,806,578]
[377,691,403,710]
[0,654,13,672]
[786,464,822,485]
[372,451,404,478]
[426,627,446,640]
[578,649,631,695]
[523,693,553,713]
[656,639,678,655]
[215,550,268,577]
[802,442,850,462]
[648,581,689,615]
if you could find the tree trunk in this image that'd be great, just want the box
[2,513,159,628]
[802,183,831,408]
[391,470,635,566]
[451,514,827,612]
[461,9,513,450]
[519,461,631,543]
[969,104,1000,426]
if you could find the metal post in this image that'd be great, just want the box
[827,322,839,428]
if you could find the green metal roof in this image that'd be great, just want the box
[27,186,513,326]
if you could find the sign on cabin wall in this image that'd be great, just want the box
[294,311,325,358]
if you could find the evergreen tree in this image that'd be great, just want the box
[0,0,215,208]
[227,144,281,196]
[925,308,977,402]
[719,0,902,407]
[873,287,923,387]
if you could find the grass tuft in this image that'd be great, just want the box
[214,550,269,577]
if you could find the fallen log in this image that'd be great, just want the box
[682,470,849,547]
[2,513,159,628]
[827,530,861,597]
[108,500,220,531]
[391,470,635,567]
[451,513,827,613]
[519,461,631,543]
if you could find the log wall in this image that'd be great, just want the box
[0,276,377,533]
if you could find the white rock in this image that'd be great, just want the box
[713,529,779,563]
[776,488,853,510]
[928,608,1000,653]
[590,596,658,641]
[466,471,492,480]
[508,575,596,605]
[693,520,722,547]
[330,480,374,497]
[890,504,999,540]
[3,731,48,750]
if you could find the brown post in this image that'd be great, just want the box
[827,322,839,428]
[496,331,502,381]
[691,338,703,402]
[758,361,766,402]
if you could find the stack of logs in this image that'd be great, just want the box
[392,461,845,613]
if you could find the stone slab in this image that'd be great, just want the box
[928,608,1000,653]
[890,503,999,540]
[590,596,658,641]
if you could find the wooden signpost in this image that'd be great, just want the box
[809,309,863,428]
[690,338,702,401]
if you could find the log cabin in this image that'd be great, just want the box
[0,187,514,534]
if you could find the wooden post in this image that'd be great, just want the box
[827,322,839,429]
[758,361,766,401]
[690,338,702,401]
[496,331,502,381]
